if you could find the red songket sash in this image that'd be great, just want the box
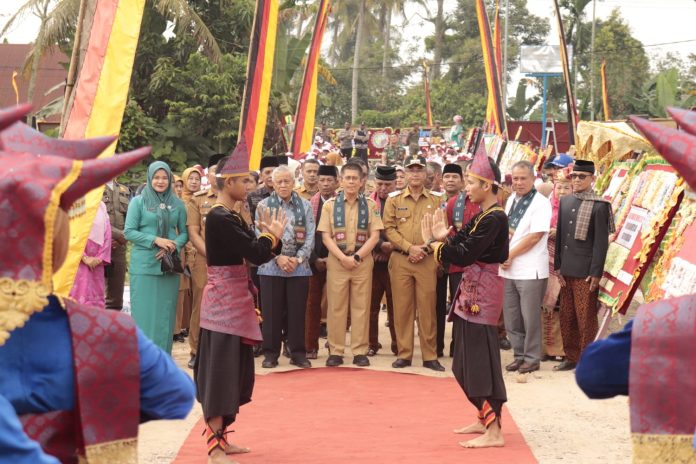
[448,261,504,327]
[629,296,696,461]
[20,299,140,463]
[200,265,262,345]
[369,191,382,213]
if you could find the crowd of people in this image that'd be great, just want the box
[64,117,614,458]
[86,118,611,377]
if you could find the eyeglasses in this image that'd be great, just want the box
[569,173,591,180]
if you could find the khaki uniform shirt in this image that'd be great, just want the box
[187,189,218,240]
[383,187,446,253]
[317,196,383,254]
[294,184,318,201]
[103,182,130,243]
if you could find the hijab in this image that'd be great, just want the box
[181,167,202,202]
[141,161,182,237]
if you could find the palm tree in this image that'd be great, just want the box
[351,0,366,123]
[2,0,225,116]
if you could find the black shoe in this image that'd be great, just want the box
[353,355,370,367]
[519,362,540,374]
[390,343,398,356]
[319,324,328,338]
[290,358,312,368]
[436,350,444,358]
[423,360,446,372]
[505,359,523,372]
[173,333,185,343]
[499,338,512,350]
[181,328,189,337]
[326,355,343,367]
[187,355,196,369]
[367,347,377,357]
[253,344,263,358]
[282,342,291,358]
[392,358,412,368]
[553,360,577,371]
[262,358,278,368]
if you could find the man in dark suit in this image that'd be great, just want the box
[554,160,615,371]
[304,165,339,359]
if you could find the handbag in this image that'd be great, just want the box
[161,250,185,274]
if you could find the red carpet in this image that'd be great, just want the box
[173,368,537,464]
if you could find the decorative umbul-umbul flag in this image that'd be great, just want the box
[291,0,331,155]
[485,0,503,132]
[475,0,506,136]
[423,61,433,127]
[54,0,146,294]
[240,0,280,169]
[600,59,611,121]
[553,0,578,144]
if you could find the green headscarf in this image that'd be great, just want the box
[141,161,182,238]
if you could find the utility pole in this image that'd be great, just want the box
[590,0,597,121]
[502,0,509,110]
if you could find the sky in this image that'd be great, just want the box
[2,0,695,96]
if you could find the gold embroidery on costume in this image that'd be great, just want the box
[84,437,138,464]
[0,278,50,345]
[632,433,695,464]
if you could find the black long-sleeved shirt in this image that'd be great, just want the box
[439,206,509,267]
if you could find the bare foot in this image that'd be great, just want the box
[459,422,504,448]
[453,421,486,434]
[208,448,239,463]
[225,442,251,455]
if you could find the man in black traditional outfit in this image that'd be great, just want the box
[421,147,509,449]
[194,140,287,464]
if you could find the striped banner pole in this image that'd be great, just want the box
[290,0,331,155]
[475,0,506,136]
[54,0,146,294]
[552,0,578,144]
[600,59,611,121]
[239,0,280,169]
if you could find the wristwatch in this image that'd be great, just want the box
[353,254,362,263]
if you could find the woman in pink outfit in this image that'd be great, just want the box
[70,201,112,308]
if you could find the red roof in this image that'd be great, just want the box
[0,44,68,123]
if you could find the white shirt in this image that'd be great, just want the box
[499,191,551,280]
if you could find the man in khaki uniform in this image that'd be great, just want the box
[383,156,446,371]
[186,155,223,369]
[103,179,131,311]
[294,158,320,200]
[318,163,382,367]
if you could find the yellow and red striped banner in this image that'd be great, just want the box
[290,0,330,155]
[475,0,506,136]
[553,0,578,144]
[11,71,19,105]
[600,59,611,121]
[485,0,503,132]
[240,0,279,168]
[54,0,146,294]
[423,61,433,127]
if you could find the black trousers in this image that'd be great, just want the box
[435,273,448,355]
[447,272,463,354]
[354,148,368,164]
[452,317,507,420]
[340,148,353,159]
[105,246,127,310]
[260,276,309,361]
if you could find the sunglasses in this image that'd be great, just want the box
[569,173,591,180]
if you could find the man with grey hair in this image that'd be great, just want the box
[499,160,551,374]
[255,165,315,369]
